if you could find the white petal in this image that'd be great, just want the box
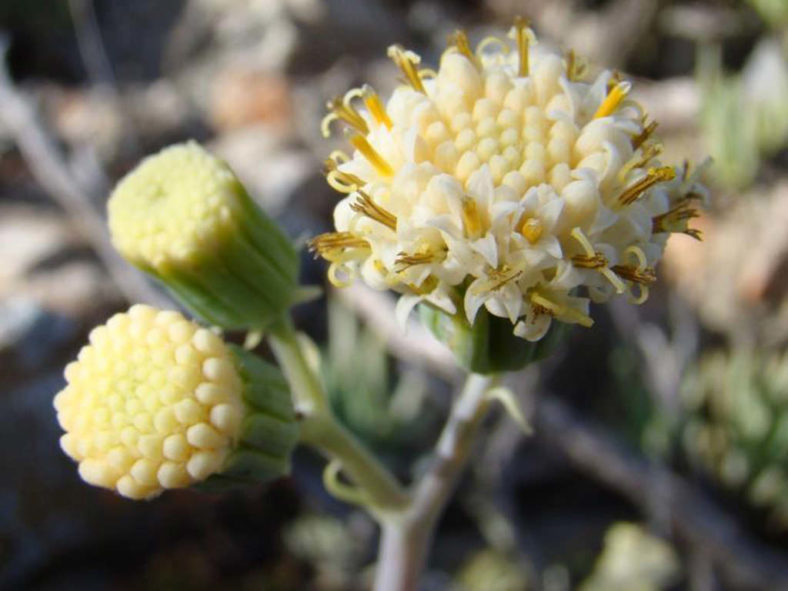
[471,234,498,268]
[541,235,563,259]
[464,282,488,324]
[466,164,494,209]
[514,315,551,342]
[395,294,423,330]
[539,198,564,229]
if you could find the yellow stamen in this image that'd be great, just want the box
[611,264,656,284]
[387,45,426,93]
[324,158,365,194]
[347,132,394,177]
[321,93,369,138]
[395,245,445,271]
[652,202,702,240]
[594,80,632,119]
[361,85,392,129]
[309,231,370,261]
[461,196,484,239]
[570,228,626,293]
[627,144,663,175]
[350,191,397,231]
[572,253,607,269]
[530,292,594,328]
[513,17,530,77]
[566,49,587,82]
[632,120,658,150]
[448,30,479,68]
[488,265,523,291]
[520,217,543,244]
[618,167,676,206]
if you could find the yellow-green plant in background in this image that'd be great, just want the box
[682,349,788,528]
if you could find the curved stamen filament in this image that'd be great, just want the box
[512,17,531,77]
[324,158,365,194]
[618,166,676,206]
[594,80,632,119]
[361,85,392,129]
[476,36,509,59]
[321,92,369,138]
[347,132,394,177]
[351,191,397,231]
[387,45,426,93]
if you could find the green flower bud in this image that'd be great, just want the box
[108,142,299,331]
[54,305,299,499]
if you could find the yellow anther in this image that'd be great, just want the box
[530,292,594,327]
[448,29,479,67]
[652,202,702,240]
[361,85,393,129]
[387,45,426,93]
[520,217,543,244]
[461,197,484,239]
[618,166,676,206]
[513,16,530,77]
[593,80,632,119]
[632,120,658,150]
[347,132,394,177]
[395,245,444,271]
[309,231,370,261]
[569,228,625,293]
[350,191,398,231]
[566,49,587,82]
[611,264,656,285]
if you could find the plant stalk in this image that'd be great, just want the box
[373,372,497,591]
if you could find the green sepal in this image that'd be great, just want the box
[419,305,567,374]
[148,187,300,332]
[192,346,299,493]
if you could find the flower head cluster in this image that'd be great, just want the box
[311,20,707,341]
[54,305,246,499]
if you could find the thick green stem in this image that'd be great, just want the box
[268,318,410,512]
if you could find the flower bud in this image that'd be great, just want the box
[108,142,299,330]
[54,305,299,499]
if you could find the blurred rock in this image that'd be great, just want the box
[0,204,120,318]
[210,125,312,215]
[209,68,292,132]
[0,205,75,286]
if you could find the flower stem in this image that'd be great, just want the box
[373,372,497,591]
[268,317,410,512]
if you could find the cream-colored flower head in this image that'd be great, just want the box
[312,20,707,341]
[108,142,299,330]
[54,305,299,499]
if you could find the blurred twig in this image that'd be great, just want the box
[340,283,788,591]
[0,34,169,308]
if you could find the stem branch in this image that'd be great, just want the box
[374,373,497,591]
[268,318,409,512]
